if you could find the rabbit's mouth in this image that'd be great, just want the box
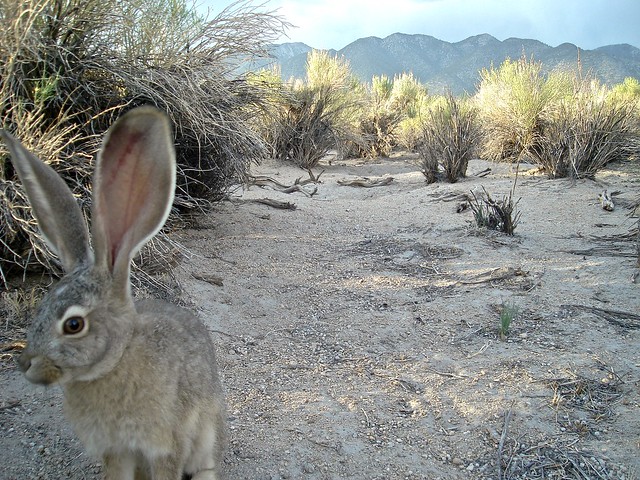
[18,352,63,385]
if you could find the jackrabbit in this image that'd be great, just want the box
[2,106,226,480]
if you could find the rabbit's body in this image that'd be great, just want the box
[2,107,226,480]
[64,299,225,477]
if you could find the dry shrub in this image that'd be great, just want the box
[347,75,402,158]
[417,93,480,183]
[531,82,639,178]
[266,84,340,168]
[0,0,287,281]
[265,51,361,168]
[469,186,521,235]
[349,108,401,158]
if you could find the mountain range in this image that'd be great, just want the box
[257,33,640,95]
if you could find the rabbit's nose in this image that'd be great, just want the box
[18,352,62,385]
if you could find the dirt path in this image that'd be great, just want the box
[2,155,639,479]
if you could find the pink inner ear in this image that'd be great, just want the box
[99,131,157,270]
[91,107,175,279]
[105,135,136,265]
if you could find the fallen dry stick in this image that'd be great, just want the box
[458,266,528,285]
[192,273,224,286]
[252,198,297,210]
[248,175,318,197]
[562,304,640,329]
[337,177,394,188]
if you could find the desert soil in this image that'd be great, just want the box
[1,154,639,480]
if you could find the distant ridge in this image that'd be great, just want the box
[261,33,640,95]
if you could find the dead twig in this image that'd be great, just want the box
[425,367,468,379]
[251,198,297,210]
[296,169,324,185]
[337,177,394,188]
[473,167,492,177]
[248,176,318,197]
[497,404,514,480]
[562,304,640,329]
[457,266,528,285]
[0,341,26,352]
[0,399,22,411]
[192,273,224,286]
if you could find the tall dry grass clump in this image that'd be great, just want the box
[0,0,287,281]
[417,93,481,183]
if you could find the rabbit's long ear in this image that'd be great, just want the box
[91,107,176,294]
[0,131,91,272]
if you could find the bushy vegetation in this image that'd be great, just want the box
[417,93,481,183]
[476,56,639,177]
[469,185,522,235]
[261,50,362,168]
[262,65,432,165]
[391,73,430,151]
[531,81,639,178]
[1,1,638,281]
[476,56,572,163]
[0,0,286,278]
[609,77,640,111]
[348,75,400,158]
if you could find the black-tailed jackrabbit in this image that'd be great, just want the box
[2,107,226,480]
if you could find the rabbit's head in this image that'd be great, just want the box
[2,107,176,386]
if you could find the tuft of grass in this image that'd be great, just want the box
[469,186,522,235]
[498,302,519,340]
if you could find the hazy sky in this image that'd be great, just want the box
[200,0,640,50]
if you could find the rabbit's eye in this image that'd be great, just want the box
[63,316,86,335]
[57,306,90,337]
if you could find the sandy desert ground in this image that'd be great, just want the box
[1,153,639,479]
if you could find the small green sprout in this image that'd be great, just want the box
[499,302,519,340]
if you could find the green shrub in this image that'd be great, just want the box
[392,73,430,151]
[345,75,403,158]
[531,80,639,178]
[417,93,480,183]
[265,50,362,168]
[475,55,572,162]
[609,77,640,111]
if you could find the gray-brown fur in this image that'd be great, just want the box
[2,107,226,480]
